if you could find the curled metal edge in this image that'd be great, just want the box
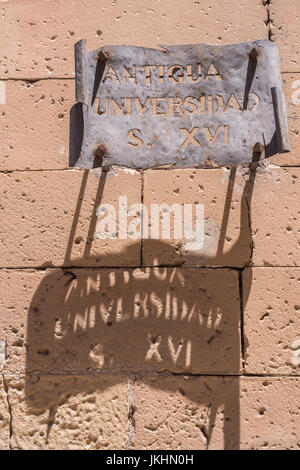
[75,39,88,105]
[271,87,290,153]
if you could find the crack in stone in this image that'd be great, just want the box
[195,403,213,449]
[238,162,259,371]
[242,163,259,266]
[125,374,136,449]
[202,403,211,449]
[239,269,246,372]
[2,374,13,450]
[263,0,273,42]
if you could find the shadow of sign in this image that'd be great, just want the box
[24,165,257,449]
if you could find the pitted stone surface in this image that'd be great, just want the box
[243,268,300,375]
[0,0,267,79]
[0,376,10,450]
[132,376,300,450]
[6,375,128,450]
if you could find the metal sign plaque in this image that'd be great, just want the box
[74,39,289,169]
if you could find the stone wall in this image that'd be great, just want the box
[0,0,299,450]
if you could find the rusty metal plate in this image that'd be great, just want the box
[73,40,289,169]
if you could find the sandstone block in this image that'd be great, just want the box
[243,267,300,375]
[5,374,129,450]
[0,168,141,267]
[143,168,252,267]
[251,167,300,266]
